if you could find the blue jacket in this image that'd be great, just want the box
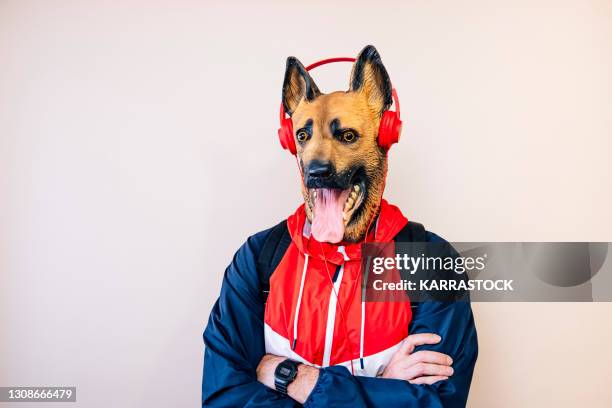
[203,219,478,407]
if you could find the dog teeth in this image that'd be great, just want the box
[342,185,363,226]
[343,200,352,213]
[343,202,355,225]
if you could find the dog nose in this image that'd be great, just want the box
[306,160,333,179]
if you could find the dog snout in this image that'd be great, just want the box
[304,160,336,188]
[307,160,334,178]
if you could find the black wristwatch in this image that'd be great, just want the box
[274,359,301,395]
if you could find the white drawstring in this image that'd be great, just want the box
[358,217,380,370]
[293,253,309,350]
[360,300,365,369]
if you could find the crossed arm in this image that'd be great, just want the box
[256,333,455,404]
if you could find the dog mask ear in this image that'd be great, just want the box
[282,57,321,116]
[349,45,393,116]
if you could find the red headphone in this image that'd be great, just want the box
[278,57,403,155]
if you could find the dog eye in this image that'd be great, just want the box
[342,131,356,143]
[296,131,309,143]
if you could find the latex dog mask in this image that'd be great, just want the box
[280,45,401,243]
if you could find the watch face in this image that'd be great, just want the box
[276,360,298,382]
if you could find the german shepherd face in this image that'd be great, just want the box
[282,45,393,243]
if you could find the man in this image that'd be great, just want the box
[202,45,478,407]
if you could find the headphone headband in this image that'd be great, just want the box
[280,56,400,118]
[278,56,403,154]
[305,57,356,71]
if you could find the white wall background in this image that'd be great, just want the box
[1,1,611,407]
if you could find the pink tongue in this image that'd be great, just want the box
[311,188,351,243]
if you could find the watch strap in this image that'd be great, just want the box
[274,377,289,395]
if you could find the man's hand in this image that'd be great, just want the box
[381,333,454,385]
[256,354,319,404]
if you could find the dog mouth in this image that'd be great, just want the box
[307,174,366,243]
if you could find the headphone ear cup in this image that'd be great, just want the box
[278,117,297,155]
[378,111,403,151]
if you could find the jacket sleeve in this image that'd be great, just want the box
[302,233,478,408]
[202,232,299,407]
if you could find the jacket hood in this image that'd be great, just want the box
[286,199,408,265]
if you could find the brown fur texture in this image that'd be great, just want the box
[282,45,393,242]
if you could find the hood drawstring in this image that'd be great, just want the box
[359,220,379,370]
[293,253,309,350]
[360,300,365,369]
[336,246,365,373]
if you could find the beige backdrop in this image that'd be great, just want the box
[1,1,611,407]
